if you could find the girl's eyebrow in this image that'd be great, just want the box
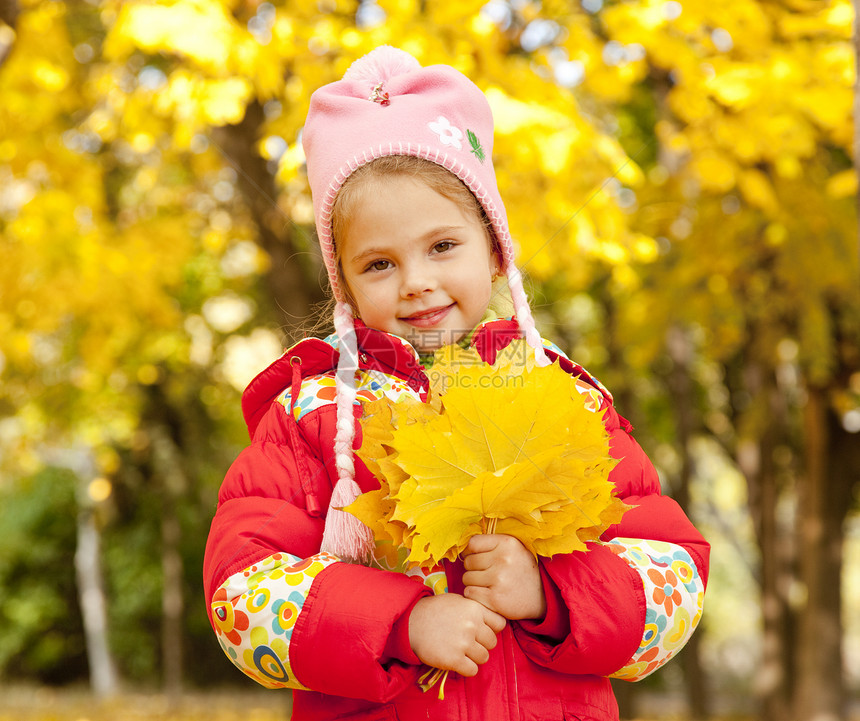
[350,246,388,264]
[348,225,466,264]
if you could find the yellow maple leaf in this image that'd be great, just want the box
[345,486,397,543]
[354,398,396,479]
[426,343,484,398]
[348,339,627,569]
[356,395,433,482]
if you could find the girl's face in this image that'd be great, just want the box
[339,175,499,353]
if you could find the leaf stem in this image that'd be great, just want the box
[418,667,449,700]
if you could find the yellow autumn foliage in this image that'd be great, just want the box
[1,0,855,480]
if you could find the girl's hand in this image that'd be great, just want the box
[462,534,547,621]
[408,593,506,676]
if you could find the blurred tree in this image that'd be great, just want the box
[0,0,264,694]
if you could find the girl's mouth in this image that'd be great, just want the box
[400,304,454,328]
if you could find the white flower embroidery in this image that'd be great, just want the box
[428,115,463,150]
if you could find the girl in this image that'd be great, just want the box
[203,46,709,721]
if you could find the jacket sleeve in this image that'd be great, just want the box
[512,405,710,681]
[203,401,432,702]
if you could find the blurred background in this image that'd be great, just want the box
[1,0,858,719]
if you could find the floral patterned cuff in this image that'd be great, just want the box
[605,538,706,681]
[210,551,341,689]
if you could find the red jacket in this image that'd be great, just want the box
[203,320,710,721]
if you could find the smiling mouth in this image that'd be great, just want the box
[400,304,454,327]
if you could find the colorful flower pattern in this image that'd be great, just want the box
[606,538,705,681]
[211,587,250,646]
[213,552,340,690]
[215,538,699,689]
[278,368,420,422]
[573,380,607,413]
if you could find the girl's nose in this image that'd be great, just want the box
[400,263,437,298]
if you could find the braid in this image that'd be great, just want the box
[332,302,358,479]
[320,302,375,562]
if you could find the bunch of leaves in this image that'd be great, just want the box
[346,340,628,569]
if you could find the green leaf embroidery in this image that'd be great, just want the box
[467,129,485,163]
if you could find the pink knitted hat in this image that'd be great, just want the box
[304,45,522,301]
[301,46,548,562]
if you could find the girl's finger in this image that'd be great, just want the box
[482,608,507,634]
[462,569,491,587]
[466,640,491,667]
[463,552,493,572]
[465,534,499,554]
[453,656,480,677]
[463,585,491,610]
[476,624,500,651]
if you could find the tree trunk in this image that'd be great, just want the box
[0,0,18,69]
[75,500,120,698]
[793,385,848,721]
[44,447,120,697]
[151,426,187,703]
[161,507,184,703]
[214,99,326,337]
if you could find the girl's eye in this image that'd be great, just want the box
[365,259,391,272]
[433,240,454,253]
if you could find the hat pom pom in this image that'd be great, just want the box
[343,45,421,87]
